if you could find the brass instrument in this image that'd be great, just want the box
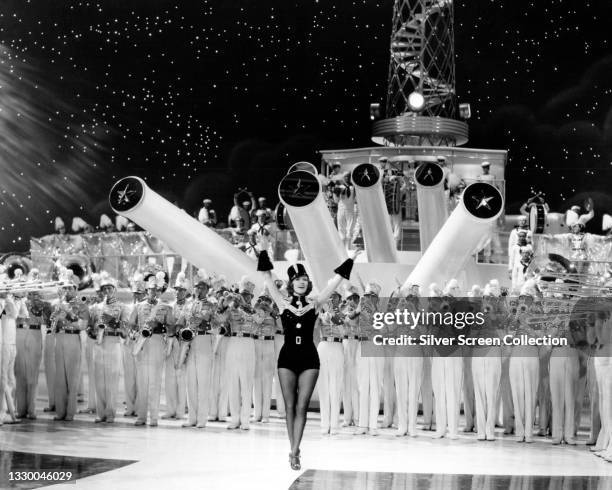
[0,280,72,295]
[132,324,152,356]
[177,326,196,367]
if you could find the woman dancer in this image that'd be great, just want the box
[257,240,355,470]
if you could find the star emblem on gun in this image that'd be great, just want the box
[116,184,137,205]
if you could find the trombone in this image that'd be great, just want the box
[0,280,72,295]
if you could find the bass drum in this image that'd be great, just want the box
[383,178,402,215]
[275,202,293,231]
[529,204,547,234]
[0,254,33,279]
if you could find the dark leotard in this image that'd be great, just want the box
[277,295,320,375]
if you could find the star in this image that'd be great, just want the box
[292,179,310,197]
[116,184,136,205]
[473,194,494,210]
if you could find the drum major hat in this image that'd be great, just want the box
[287,263,308,282]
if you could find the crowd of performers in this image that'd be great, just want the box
[0,254,611,465]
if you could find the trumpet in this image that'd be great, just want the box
[0,280,72,295]
[179,326,196,342]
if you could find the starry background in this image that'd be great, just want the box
[0,0,611,251]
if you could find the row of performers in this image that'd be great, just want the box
[1,269,612,458]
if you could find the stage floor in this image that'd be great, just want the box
[2,405,612,490]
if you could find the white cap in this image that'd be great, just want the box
[174,272,191,290]
[99,214,113,229]
[239,276,255,294]
[99,270,117,288]
[481,161,490,168]
[54,217,65,231]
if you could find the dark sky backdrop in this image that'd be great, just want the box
[0,0,612,251]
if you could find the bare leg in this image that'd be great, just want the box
[292,369,319,456]
[278,368,297,451]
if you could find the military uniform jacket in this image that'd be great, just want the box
[128,299,174,335]
[96,299,129,336]
[178,299,216,334]
[26,299,52,328]
[52,297,90,331]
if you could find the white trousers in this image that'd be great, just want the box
[549,348,579,442]
[209,336,229,419]
[93,337,122,420]
[382,354,396,427]
[431,356,463,437]
[54,332,82,420]
[393,356,423,435]
[85,336,97,410]
[43,333,56,409]
[121,340,137,414]
[0,343,17,420]
[226,337,255,427]
[253,339,275,421]
[135,335,165,423]
[185,335,213,425]
[337,208,355,242]
[509,352,539,439]
[594,357,612,450]
[472,349,501,439]
[342,338,359,425]
[356,343,384,430]
[317,341,344,432]
[15,329,43,418]
[421,356,434,426]
[165,338,187,418]
[273,334,285,416]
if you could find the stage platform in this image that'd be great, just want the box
[1,393,612,489]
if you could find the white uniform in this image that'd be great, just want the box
[165,299,190,419]
[225,304,256,429]
[431,323,463,439]
[52,297,89,420]
[355,299,383,434]
[0,296,23,422]
[335,184,356,247]
[209,317,230,421]
[15,298,48,419]
[253,308,276,422]
[471,319,502,440]
[130,299,174,425]
[317,307,344,434]
[93,299,127,422]
[43,300,58,411]
[179,298,216,427]
[121,302,139,416]
[342,307,360,426]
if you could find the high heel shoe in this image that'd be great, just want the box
[289,451,301,471]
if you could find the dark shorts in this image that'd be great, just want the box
[278,343,320,375]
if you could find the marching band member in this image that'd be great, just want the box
[421,284,442,431]
[130,272,174,427]
[508,290,540,443]
[43,288,58,414]
[122,272,146,417]
[549,305,580,445]
[209,276,230,422]
[0,290,25,424]
[393,293,424,437]
[51,270,89,421]
[93,272,128,423]
[178,270,216,428]
[472,295,503,441]
[430,294,463,439]
[224,277,257,430]
[508,230,533,292]
[341,285,361,427]
[507,215,529,259]
[536,297,552,437]
[257,240,356,470]
[80,273,102,415]
[333,172,356,250]
[253,292,277,423]
[316,288,344,435]
[355,281,384,436]
[15,290,51,420]
[591,303,612,460]
[163,272,190,420]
